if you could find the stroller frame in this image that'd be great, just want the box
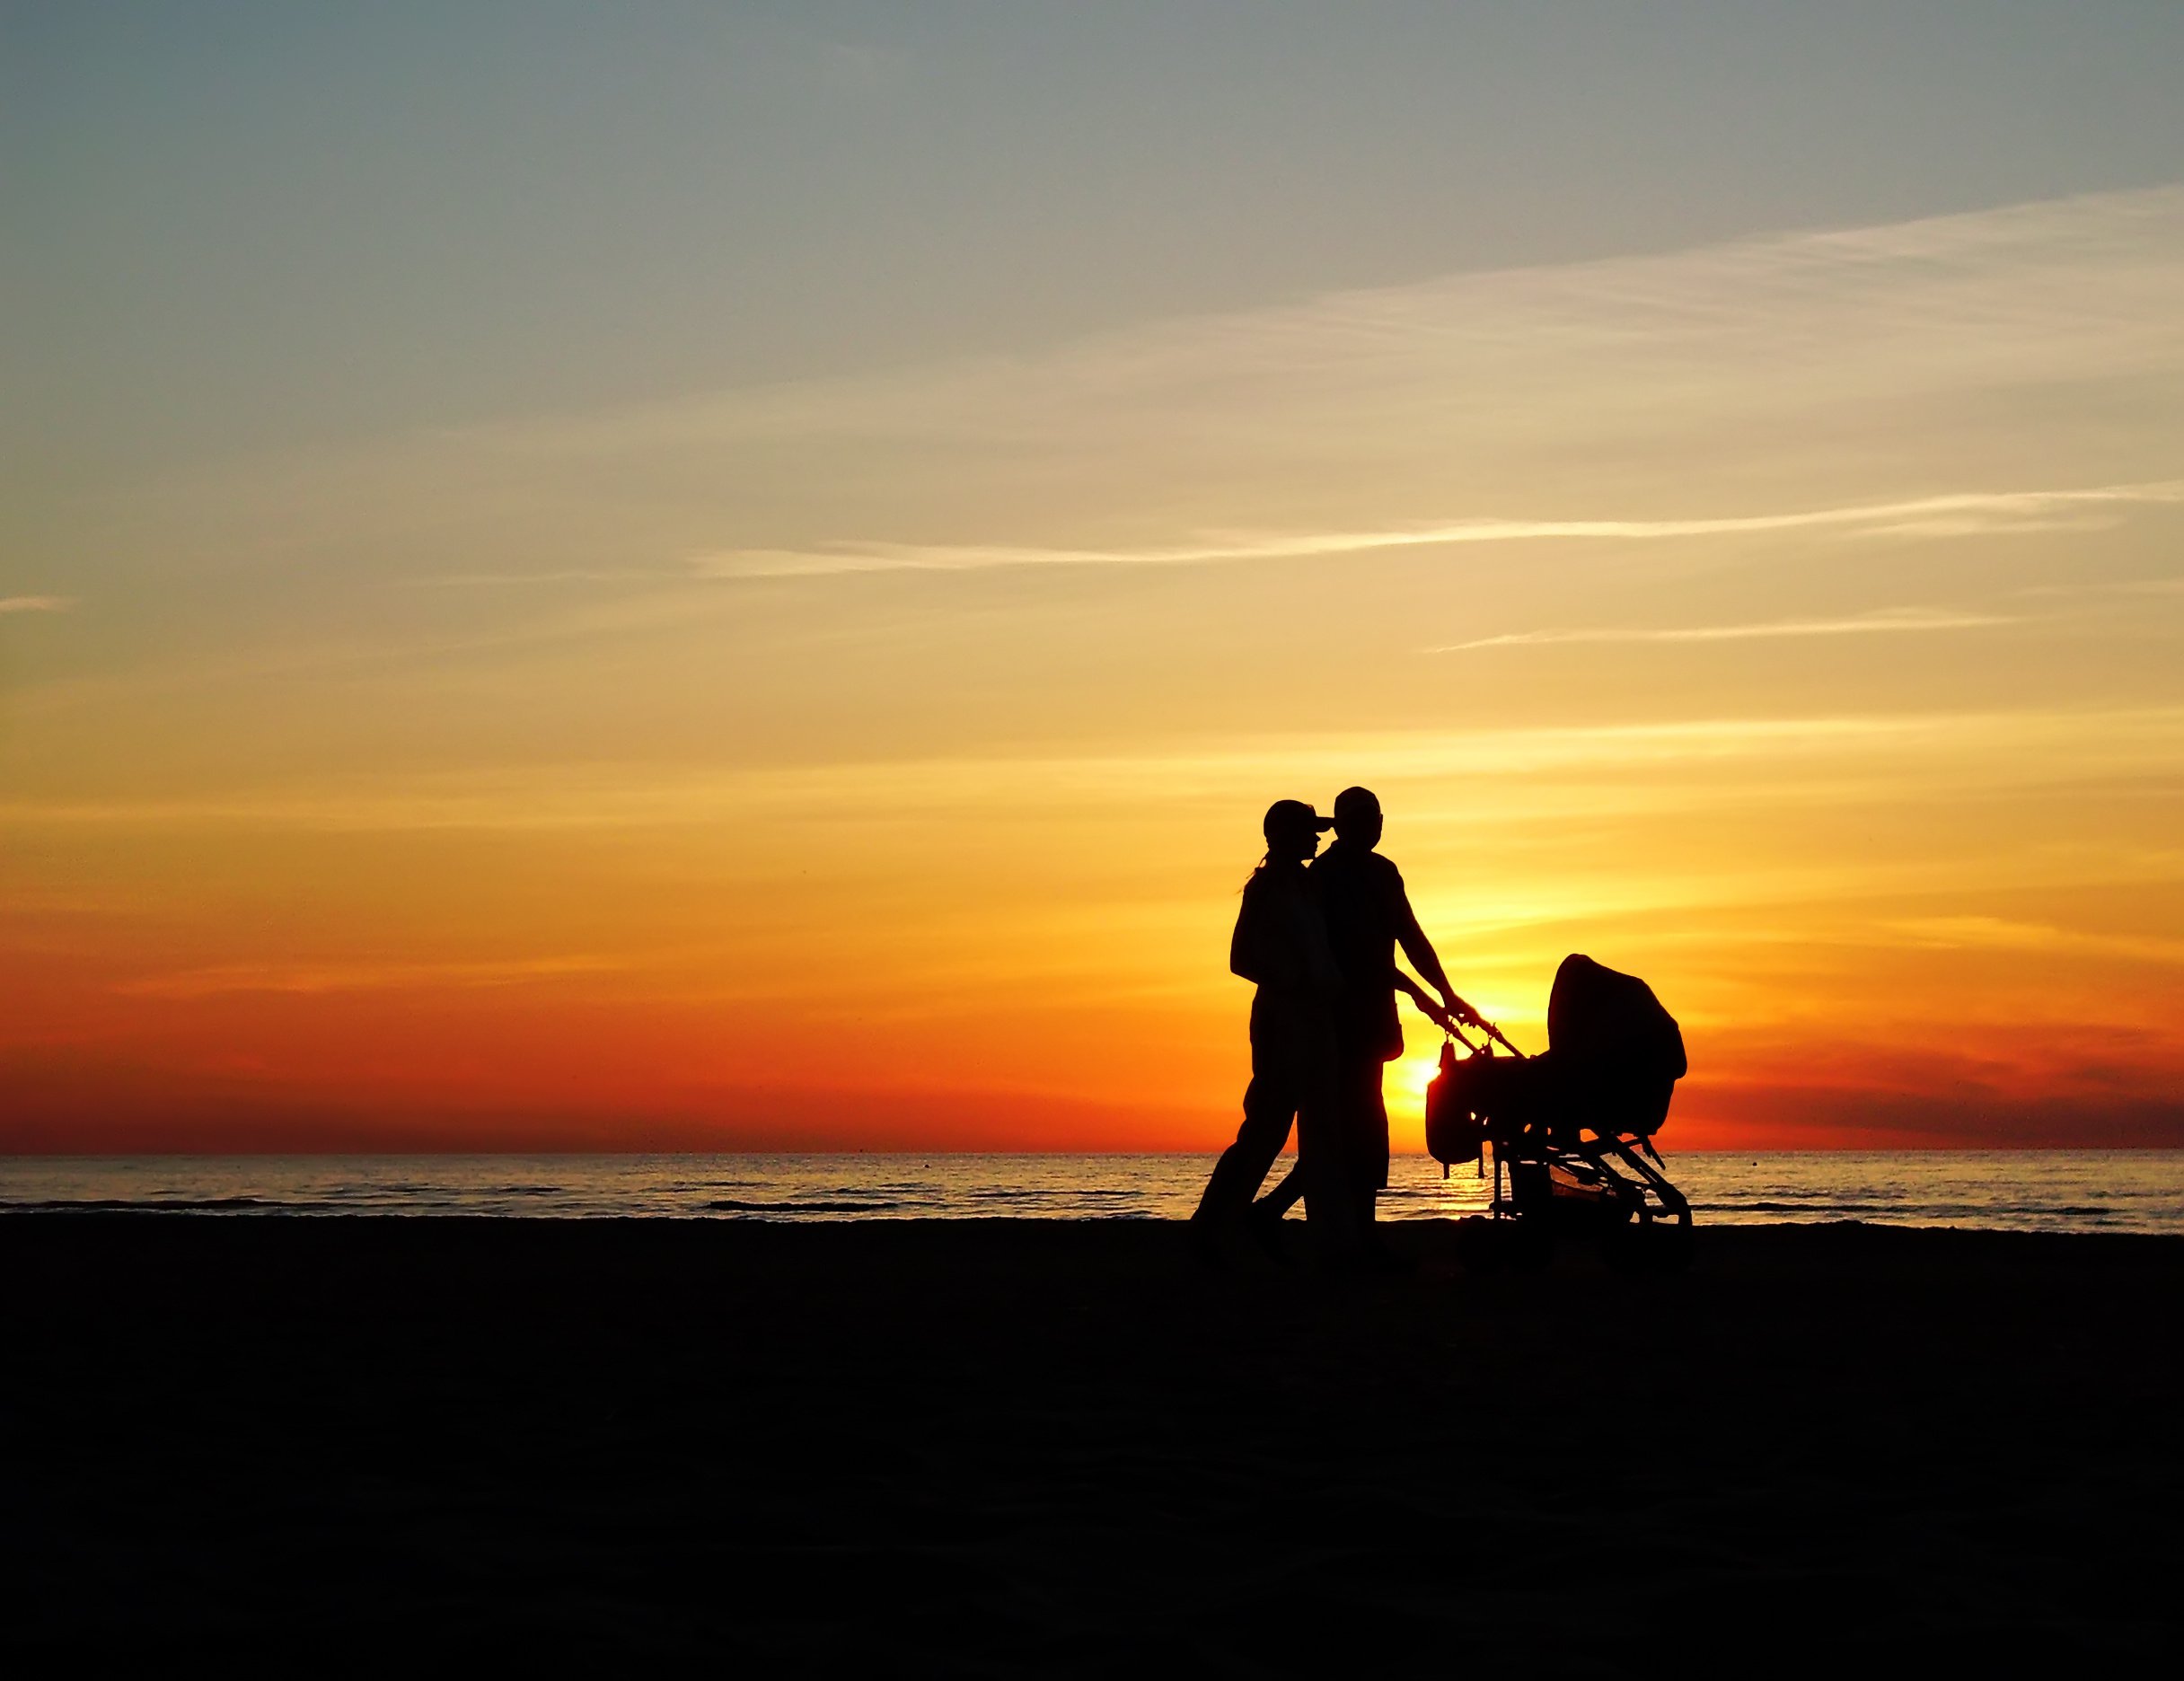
[1432,1016,1691,1261]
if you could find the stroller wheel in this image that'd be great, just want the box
[1606,1217,1693,1275]
[1451,1215,1553,1272]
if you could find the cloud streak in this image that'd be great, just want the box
[0,595,76,614]
[1433,606,2015,653]
[400,569,681,590]
[696,481,2184,579]
[114,955,631,998]
[12,706,2181,833]
[1883,917,2184,968]
[2016,576,2184,599]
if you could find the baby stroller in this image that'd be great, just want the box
[1426,955,1692,1270]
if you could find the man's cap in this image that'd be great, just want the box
[1263,798,1334,839]
[1333,786,1381,823]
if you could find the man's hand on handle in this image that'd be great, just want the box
[1396,971,1484,1038]
[1418,996,1473,1037]
[1442,992,1484,1030]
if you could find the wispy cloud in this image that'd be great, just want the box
[12,706,2182,833]
[0,595,75,614]
[399,570,679,589]
[695,481,2184,579]
[114,955,630,998]
[1432,606,2014,653]
[1850,515,2118,541]
[2016,576,2184,599]
[1883,917,2184,968]
[70,184,2184,667]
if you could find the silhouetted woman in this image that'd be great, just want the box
[1191,799,1352,1254]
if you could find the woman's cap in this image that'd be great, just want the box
[1263,798,1334,839]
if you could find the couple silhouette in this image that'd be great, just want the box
[1193,786,1477,1263]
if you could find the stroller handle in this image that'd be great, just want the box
[1462,1012,1527,1060]
[1417,998,1524,1060]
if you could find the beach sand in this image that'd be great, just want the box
[7,1215,2181,1668]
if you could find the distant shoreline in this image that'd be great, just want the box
[8,1208,2184,1245]
[7,1150,2182,1233]
[10,1145,2184,1156]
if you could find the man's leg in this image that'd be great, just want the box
[1343,1051,1392,1243]
[1294,1026,1361,1254]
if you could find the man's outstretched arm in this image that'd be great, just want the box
[1394,971,1457,1033]
[1395,888,1475,1023]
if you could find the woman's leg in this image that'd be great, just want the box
[1256,1163,1305,1217]
[1193,1052,1299,1223]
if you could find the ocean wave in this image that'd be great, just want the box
[0,1195,284,1212]
[1712,1200,1903,1214]
[704,1198,901,1213]
[3,1154,2179,1233]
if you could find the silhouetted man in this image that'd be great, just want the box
[1308,786,1469,1237]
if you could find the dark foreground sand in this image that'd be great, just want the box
[6,1215,2182,1669]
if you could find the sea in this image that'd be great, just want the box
[4,1151,2183,1235]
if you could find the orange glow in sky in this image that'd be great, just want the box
[7,156,2183,1151]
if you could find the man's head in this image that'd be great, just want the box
[1332,786,1383,850]
[1262,798,1333,862]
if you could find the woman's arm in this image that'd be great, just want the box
[1231,875,1318,989]
[1230,879,1285,986]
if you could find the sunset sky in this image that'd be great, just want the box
[6,3,2183,1151]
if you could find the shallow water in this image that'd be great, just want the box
[4,1150,2182,1235]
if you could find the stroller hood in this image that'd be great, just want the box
[1547,955,1687,1085]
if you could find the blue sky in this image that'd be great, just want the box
[9,2,2184,479]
